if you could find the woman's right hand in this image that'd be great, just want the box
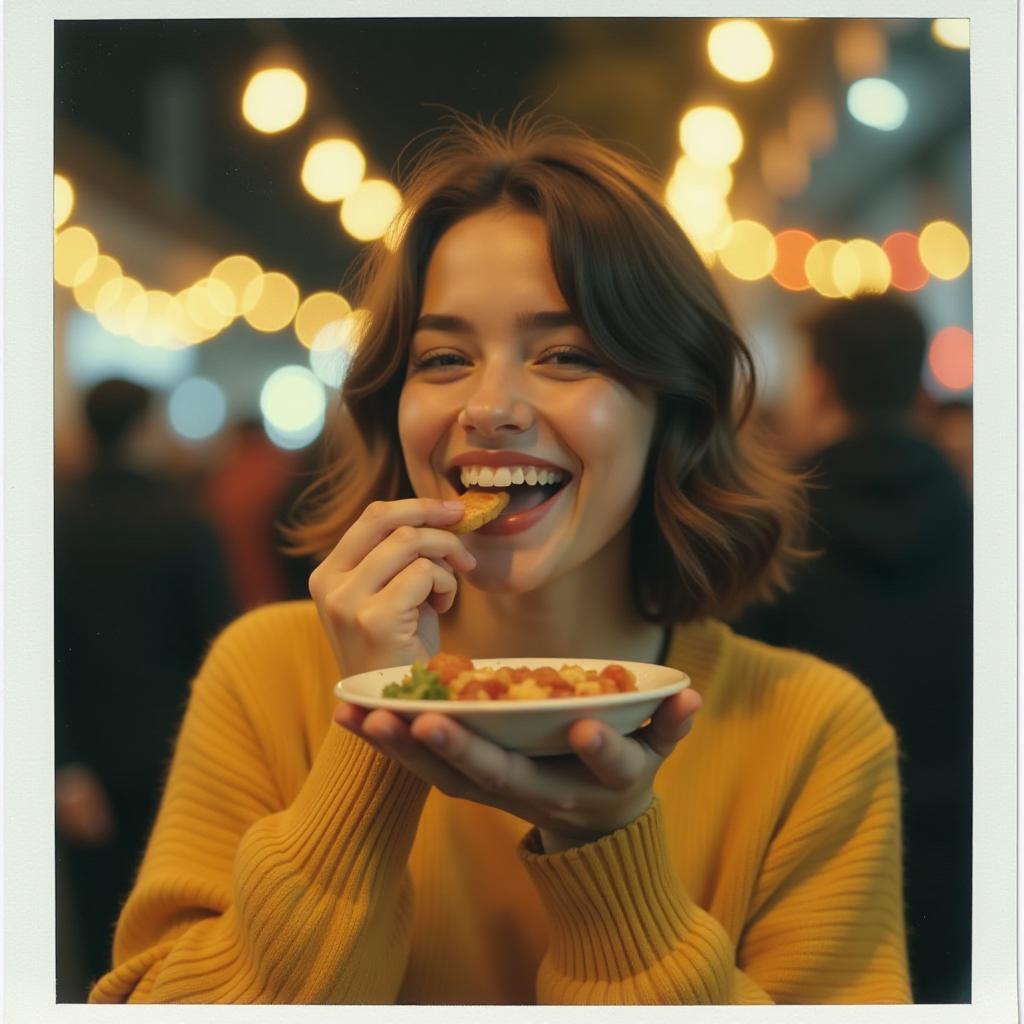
[308,498,477,680]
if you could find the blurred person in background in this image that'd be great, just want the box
[731,294,972,1003]
[55,378,236,999]
[204,418,299,611]
[928,399,973,496]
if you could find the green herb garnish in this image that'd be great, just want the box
[382,662,451,700]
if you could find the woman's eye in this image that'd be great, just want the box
[411,351,470,370]
[538,346,600,368]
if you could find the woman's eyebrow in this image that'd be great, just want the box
[413,310,579,334]
[515,310,578,332]
[413,313,473,334]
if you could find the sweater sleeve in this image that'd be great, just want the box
[518,677,910,1005]
[88,611,430,1004]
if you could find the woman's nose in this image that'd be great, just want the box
[456,366,534,436]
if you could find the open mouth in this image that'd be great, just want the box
[446,467,573,516]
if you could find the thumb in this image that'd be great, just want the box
[639,688,702,759]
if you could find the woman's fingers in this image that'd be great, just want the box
[566,719,648,789]
[321,498,465,574]
[354,709,495,804]
[637,688,703,759]
[353,527,476,597]
[373,557,459,618]
[408,713,529,799]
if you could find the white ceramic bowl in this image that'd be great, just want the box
[334,658,689,756]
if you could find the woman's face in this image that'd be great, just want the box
[398,207,657,594]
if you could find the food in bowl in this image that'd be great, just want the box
[381,652,637,702]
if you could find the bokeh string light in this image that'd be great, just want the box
[928,326,972,391]
[771,229,816,291]
[882,231,930,291]
[241,67,308,134]
[302,138,366,202]
[678,106,744,167]
[918,220,971,280]
[54,173,74,229]
[931,19,970,50]
[707,20,774,83]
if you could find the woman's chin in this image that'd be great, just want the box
[460,559,552,596]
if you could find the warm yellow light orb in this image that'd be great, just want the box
[242,67,307,134]
[54,226,99,287]
[918,220,971,280]
[210,254,263,316]
[932,19,970,50]
[669,155,733,197]
[678,106,744,167]
[666,190,733,252]
[301,138,366,202]
[718,219,777,281]
[294,291,353,348]
[54,174,74,229]
[832,238,892,297]
[72,254,122,312]
[96,276,145,336]
[186,278,235,333]
[167,293,211,346]
[707,20,774,83]
[340,179,404,242]
[243,271,301,332]
[805,239,845,298]
[129,290,176,347]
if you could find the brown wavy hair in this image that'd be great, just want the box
[285,111,807,624]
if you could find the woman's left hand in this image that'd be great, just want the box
[333,688,702,852]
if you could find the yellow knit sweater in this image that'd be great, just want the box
[90,600,910,1005]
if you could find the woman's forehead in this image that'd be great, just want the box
[421,209,566,314]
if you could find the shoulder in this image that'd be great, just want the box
[201,601,334,695]
[193,601,337,754]
[680,620,895,755]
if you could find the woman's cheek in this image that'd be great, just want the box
[564,382,656,476]
[398,385,443,492]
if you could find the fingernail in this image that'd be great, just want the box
[442,500,464,511]
[428,728,446,748]
[588,731,604,753]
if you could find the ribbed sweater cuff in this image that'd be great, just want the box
[519,797,723,983]
[254,725,431,893]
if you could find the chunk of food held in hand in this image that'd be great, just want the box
[380,653,638,701]
[445,489,510,533]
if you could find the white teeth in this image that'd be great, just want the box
[457,464,568,488]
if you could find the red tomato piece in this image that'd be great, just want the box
[457,679,510,701]
[600,664,636,692]
[427,652,475,686]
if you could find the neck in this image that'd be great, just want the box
[440,529,668,663]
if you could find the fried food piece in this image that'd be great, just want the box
[446,489,510,533]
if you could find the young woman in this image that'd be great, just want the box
[90,115,910,1005]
